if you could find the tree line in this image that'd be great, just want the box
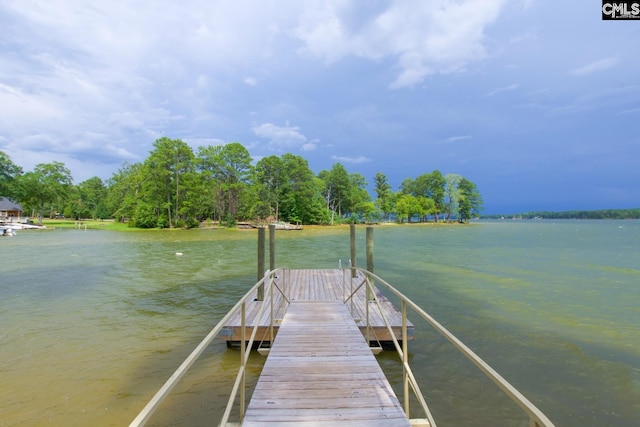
[1,139,483,227]
[484,209,640,220]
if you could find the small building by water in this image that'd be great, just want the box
[0,197,25,222]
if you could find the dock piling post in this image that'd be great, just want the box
[366,226,374,300]
[350,224,356,278]
[257,227,265,301]
[269,224,275,271]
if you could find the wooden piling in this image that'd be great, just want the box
[257,227,265,301]
[269,224,276,271]
[350,224,356,278]
[366,226,374,300]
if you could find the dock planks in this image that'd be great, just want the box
[220,269,414,345]
[242,301,410,426]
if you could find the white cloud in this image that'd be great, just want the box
[487,84,519,96]
[331,155,371,164]
[253,123,315,152]
[2,0,638,213]
[0,1,299,176]
[443,135,472,143]
[569,58,618,76]
[618,107,640,115]
[295,0,507,88]
[301,143,317,152]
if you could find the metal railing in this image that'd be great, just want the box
[131,267,554,427]
[129,268,290,427]
[343,267,555,427]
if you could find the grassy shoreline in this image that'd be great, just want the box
[41,219,137,231]
[39,218,472,231]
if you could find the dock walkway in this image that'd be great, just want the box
[131,266,554,427]
[242,301,410,426]
[220,269,414,346]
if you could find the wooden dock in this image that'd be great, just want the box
[242,301,410,426]
[219,269,414,347]
[131,263,553,427]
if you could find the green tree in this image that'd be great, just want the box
[196,145,225,223]
[426,170,446,222]
[458,177,483,222]
[394,193,422,223]
[417,196,436,222]
[0,151,23,198]
[255,155,287,222]
[63,186,86,220]
[412,171,445,222]
[176,168,203,227]
[399,177,415,195]
[96,137,486,228]
[145,137,195,228]
[346,173,371,222]
[75,177,108,219]
[444,173,462,222]
[355,201,376,223]
[318,163,351,224]
[18,162,73,225]
[373,172,393,221]
[281,154,326,224]
[218,142,253,226]
[105,162,144,224]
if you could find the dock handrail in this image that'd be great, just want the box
[131,267,554,427]
[344,267,555,427]
[129,268,289,427]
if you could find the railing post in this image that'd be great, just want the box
[350,269,354,317]
[284,269,288,315]
[365,277,371,345]
[240,302,246,420]
[269,274,274,344]
[402,300,409,416]
[341,267,345,301]
[282,269,291,307]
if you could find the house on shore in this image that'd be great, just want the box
[0,197,26,223]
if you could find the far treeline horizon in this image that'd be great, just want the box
[484,208,640,220]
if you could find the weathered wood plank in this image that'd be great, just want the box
[221,269,414,344]
[242,301,409,426]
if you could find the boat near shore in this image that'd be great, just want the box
[0,222,47,235]
[1,226,16,236]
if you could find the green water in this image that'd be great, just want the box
[0,221,638,426]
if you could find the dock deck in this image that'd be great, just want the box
[220,269,414,346]
[131,265,553,427]
[242,301,410,426]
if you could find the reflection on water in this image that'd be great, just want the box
[0,222,638,426]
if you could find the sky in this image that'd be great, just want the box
[1,0,639,214]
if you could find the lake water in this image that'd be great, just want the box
[0,221,638,426]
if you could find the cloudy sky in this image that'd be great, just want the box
[1,1,638,213]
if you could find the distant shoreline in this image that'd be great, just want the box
[483,208,640,220]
